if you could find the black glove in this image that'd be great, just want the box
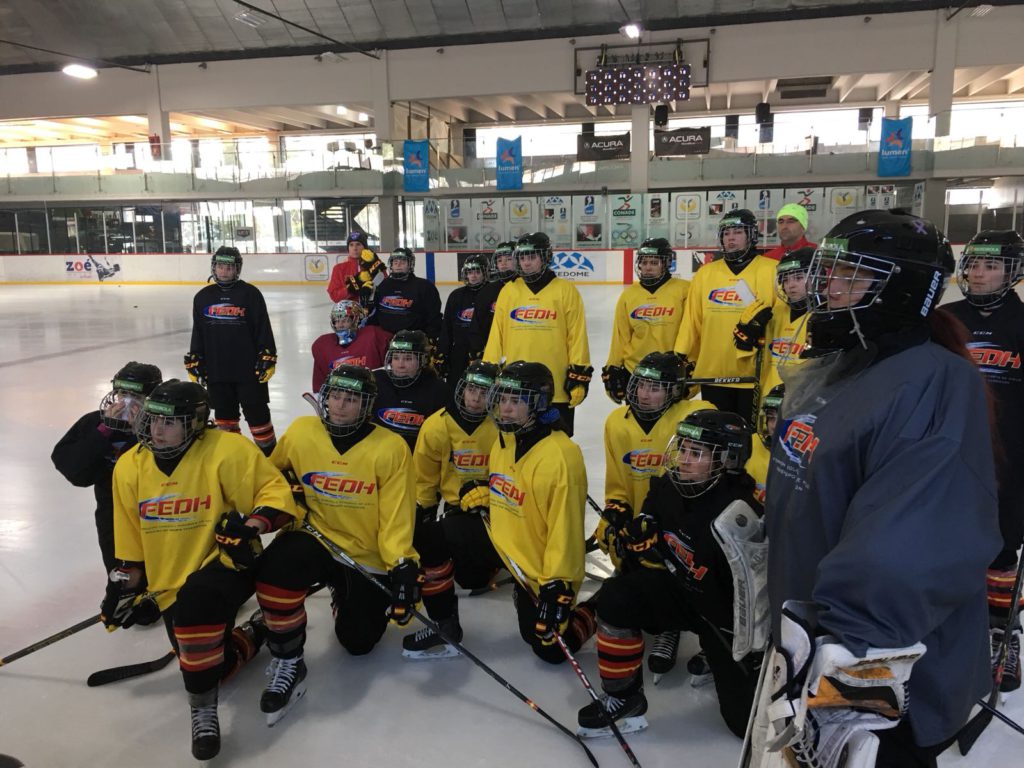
[416,503,438,526]
[623,514,661,558]
[255,349,277,384]
[565,364,594,408]
[600,499,634,559]
[431,350,449,380]
[184,352,206,385]
[535,580,574,644]
[601,365,629,404]
[733,302,773,351]
[214,511,263,571]
[458,479,490,515]
[388,559,423,626]
[100,567,159,630]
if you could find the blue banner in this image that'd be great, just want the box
[496,136,523,191]
[877,117,912,177]
[403,139,429,192]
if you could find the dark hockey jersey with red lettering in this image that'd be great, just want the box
[439,284,484,384]
[372,369,448,451]
[52,410,136,517]
[367,275,442,341]
[189,280,276,383]
[467,277,515,355]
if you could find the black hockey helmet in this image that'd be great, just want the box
[388,247,415,280]
[625,352,686,421]
[319,364,377,437]
[487,360,555,433]
[664,410,752,497]
[775,246,815,310]
[135,379,210,458]
[210,245,242,285]
[384,329,433,387]
[100,362,163,431]
[347,231,369,248]
[956,230,1024,309]
[455,360,500,423]
[460,253,488,289]
[635,238,675,287]
[514,232,553,284]
[490,241,518,282]
[718,209,759,262]
[757,384,785,447]
[805,209,954,351]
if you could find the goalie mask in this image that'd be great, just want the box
[635,238,675,287]
[757,384,785,447]
[514,232,553,285]
[388,247,415,280]
[665,410,751,498]
[625,352,685,421]
[384,330,433,388]
[210,246,243,286]
[718,209,759,264]
[135,379,210,459]
[956,230,1024,310]
[100,362,163,431]
[487,360,555,434]
[330,300,365,346]
[455,361,500,423]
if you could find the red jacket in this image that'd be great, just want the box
[763,236,816,262]
[327,258,359,302]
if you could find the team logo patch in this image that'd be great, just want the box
[302,471,377,498]
[621,449,663,475]
[203,303,246,319]
[967,342,1022,372]
[332,354,368,369]
[662,531,707,581]
[779,413,819,466]
[769,338,806,359]
[489,472,525,506]
[379,296,414,311]
[510,306,557,324]
[139,493,211,522]
[457,307,475,323]
[629,304,674,321]
[377,407,424,431]
[452,450,489,472]
[707,288,744,305]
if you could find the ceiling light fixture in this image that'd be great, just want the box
[233,10,268,28]
[620,23,642,39]
[970,4,994,17]
[62,63,98,79]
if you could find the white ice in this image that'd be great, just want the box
[0,284,1018,767]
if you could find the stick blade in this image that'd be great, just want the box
[956,709,992,755]
[87,650,176,687]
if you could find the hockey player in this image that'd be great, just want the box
[602,238,690,403]
[254,365,420,726]
[758,210,1000,767]
[185,245,279,456]
[367,247,442,343]
[674,209,778,415]
[436,254,488,385]
[746,383,782,508]
[373,330,448,452]
[467,241,518,358]
[762,203,815,261]
[401,361,501,659]
[483,233,593,435]
[581,410,762,738]
[327,231,387,306]
[733,247,812,399]
[945,229,1024,693]
[310,300,390,392]
[105,380,296,760]
[52,362,162,578]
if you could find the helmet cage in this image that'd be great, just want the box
[319,373,376,437]
[330,300,365,331]
[514,243,552,284]
[461,257,487,288]
[455,369,497,423]
[625,365,680,420]
[634,247,674,287]
[388,250,415,280]
[664,431,728,498]
[757,393,784,447]
[718,216,759,262]
[100,377,150,431]
[956,243,1024,309]
[134,400,208,459]
[384,340,429,388]
[210,250,242,285]
[806,240,897,316]
[489,245,517,281]
[775,257,811,310]
[486,375,550,433]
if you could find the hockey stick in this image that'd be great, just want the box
[976,697,1024,739]
[505,557,643,768]
[466,575,514,596]
[302,391,323,417]
[299,520,599,768]
[689,376,759,386]
[0,614,101,667]
[957,554,1024,755]
[87,649,176,687]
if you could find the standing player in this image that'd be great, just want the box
[746,384,783,508]
[52,362,162,577]
[756,211,1000,767]
[254,365,420,726]
[762,203,815,261]
[373,330,448,452]
[105,380,296,760]
[185,245,279,456]
[674,210,778,415]
[945,229,1024,692]
[436,254,488,385]
[310,300,390,392]
[467,241,518,358]
[484,233,592,435]
[581,410,761,738]
[327,231,387,306]
[602,238,690,403]
[367,247,442,344]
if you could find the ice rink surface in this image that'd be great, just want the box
[0,283,1019,767]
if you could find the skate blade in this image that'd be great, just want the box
[689,672,713,688]
[577,715,648,739]
[402,645,461,660]
[652,672,664,686]
[264,681,307,727]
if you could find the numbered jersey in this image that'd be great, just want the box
[413,408,498,507]
[607,278,691,371]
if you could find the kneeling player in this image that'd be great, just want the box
[311,300,390,392]
[373,330,448,452]
[106,380,296,760]
[255,366,420,725]
[746,383,783,507]
[580,410,762,738]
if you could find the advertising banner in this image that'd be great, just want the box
[506,197,537,241]
[645,193,670,241]
[469,198,505,250]
[608,193,642,249]
[577,132,631,161]
[540,195,573,249]
[573,194,606,248]
[423,199,442,251]
[653,127,711,156]
[445,197,469,249]
[496,136,523,191]
[671,192,702,248]
[403,139,429,192]
[878,117,912,177]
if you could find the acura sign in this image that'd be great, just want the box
[654,127,711,156]
[577,132,631,161]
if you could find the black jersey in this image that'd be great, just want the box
[372,370,448,452]
[189,280,276,383]
[439,284,483,384]
[51,411,136,519]
[467,277,514,355]
[368,275,442,341]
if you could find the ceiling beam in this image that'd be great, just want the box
[199,109,285,131]
[762,78,777,103]
[875,71,911,101]
[835,73,865,103]
[1005,65,1024,95]
[967,65,1017,97]
[890,71,930,101]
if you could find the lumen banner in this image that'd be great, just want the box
[495,136,523,190]
[403,139,430,192]
[877,117,912,177]
[653,127,711,156]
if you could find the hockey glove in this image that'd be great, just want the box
[255,349,277,384]
[565,364,594,408]
[733,300,773,351]
[214,511,264,571]
[535,580,574,645]
[416,503,439,526]
[601,365,629,404]
[599,499,634,559]
[458,479,490,516]
[388,559,424,626]
[100,566,159,631]
[466,349,483,363]
[431,350,449,379]
[184,352,206,385]
[623,514,661,558]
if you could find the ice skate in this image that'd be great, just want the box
[577,690,649,739]
[260,656,307,726]
[648,630,680,685]
[687,649,713,688]
[402,616,463,660]
[188,689,220,761]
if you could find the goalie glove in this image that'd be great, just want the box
[565,364,594,408]
[601,364,629,404]
[255,349,277,384]
[733,300,773,351]
[183,352,206,385]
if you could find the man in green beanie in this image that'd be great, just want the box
[764,203,815,261]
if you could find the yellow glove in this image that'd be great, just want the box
[738,298,770,325]
[255,349,277,384]
[459,480,490,514]
[568,386,586,408]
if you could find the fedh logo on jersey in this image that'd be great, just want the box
[203,303,246,321]
[967,342,1022,373]
[662,531,708,581]
[379,295,414,312]
[621,449,663,476]
[769,338,806,360]
[456,307,475,324]
[377,407,424,432]
[139,493,212,522]
[452,449,489,473]
[331,354,367,369]
[779,413,819,467]
[708,288,744,306]
[510,305,557,324]
[489,472,526,508]
[302,471,377,499]
[629,304,675,323]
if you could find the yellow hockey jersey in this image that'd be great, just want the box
[112,430,296,610]
[487,430,587,594]
[673,257,778,387]
[272,416,417,573]
[757,308,808,397]
[606,278,691,371]
[746,438,771,507]
[483,277,590,404]
[414,408,499,508]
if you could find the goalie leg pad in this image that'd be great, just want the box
[712,500,769,661]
